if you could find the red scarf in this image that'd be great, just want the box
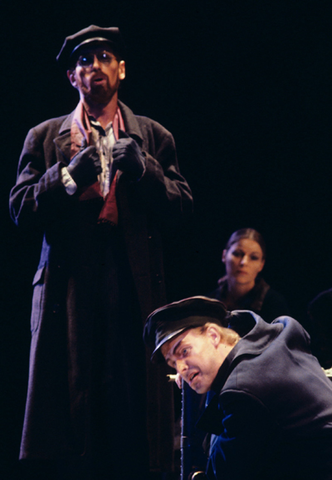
[70,102,125,226]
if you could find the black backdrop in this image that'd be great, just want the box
[1,1,332,478]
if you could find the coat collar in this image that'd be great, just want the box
[217,276,271,312]
[203,311,285,395]
[53,101,144,165]
[57,101,144,139]
[197,313,288,434]
[117,100,144,146]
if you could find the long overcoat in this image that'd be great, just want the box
[9,101,193,471]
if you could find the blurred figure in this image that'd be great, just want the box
[209,228,289,322]
[307,288,332,369]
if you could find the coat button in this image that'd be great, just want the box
[52,303,60,314]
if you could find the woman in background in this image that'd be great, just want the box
[209,228,289,322]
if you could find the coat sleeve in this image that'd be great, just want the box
[206,391,280,480]
[128,119,193,226]
[9,123,74,230]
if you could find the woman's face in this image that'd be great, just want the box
[222,238,265,288]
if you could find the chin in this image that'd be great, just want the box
[87,87,114,105]
[194,385,209,394]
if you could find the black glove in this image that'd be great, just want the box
[112,131,145,181]
[67,145,101,188]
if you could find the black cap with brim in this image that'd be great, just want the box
[56,25,125,70]
[143,296,230,363]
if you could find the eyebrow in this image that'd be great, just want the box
[165,337,183,363]
[234,248,261,255]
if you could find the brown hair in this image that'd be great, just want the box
[225,228,266,259]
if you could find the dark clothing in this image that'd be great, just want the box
[198,311,332,480]
[209,276,290,323]
[307,288,332,368]
[9,101,193,476]
[186,278,290,475]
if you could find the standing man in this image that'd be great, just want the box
[10,25,193,480]
[144,296,332,480]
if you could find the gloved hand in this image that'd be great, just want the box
[67,145,101,188]
[112,131,145,181]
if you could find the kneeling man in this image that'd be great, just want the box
[143,296,332,480]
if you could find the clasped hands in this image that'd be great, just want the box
[67,133,145,189]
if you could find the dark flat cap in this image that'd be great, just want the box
[143,296,229,363]
[56,25,125,70]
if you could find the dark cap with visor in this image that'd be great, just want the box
[143,296,230,363]
[56,24,125,70]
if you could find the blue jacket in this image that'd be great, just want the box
[198,311,332,480]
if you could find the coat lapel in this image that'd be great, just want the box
[53,112,75,165]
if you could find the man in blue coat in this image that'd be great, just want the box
[10,25,193,480]
[144,296,332,480]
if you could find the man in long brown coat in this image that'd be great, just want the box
[9,25,193,480]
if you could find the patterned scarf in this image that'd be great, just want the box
[70,101,125,226]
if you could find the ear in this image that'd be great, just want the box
[67,69,77,88]
[118,60,126,80]
[221,249,227,263]
[206,325,221,348]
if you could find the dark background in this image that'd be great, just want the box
[1,1,332,478]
